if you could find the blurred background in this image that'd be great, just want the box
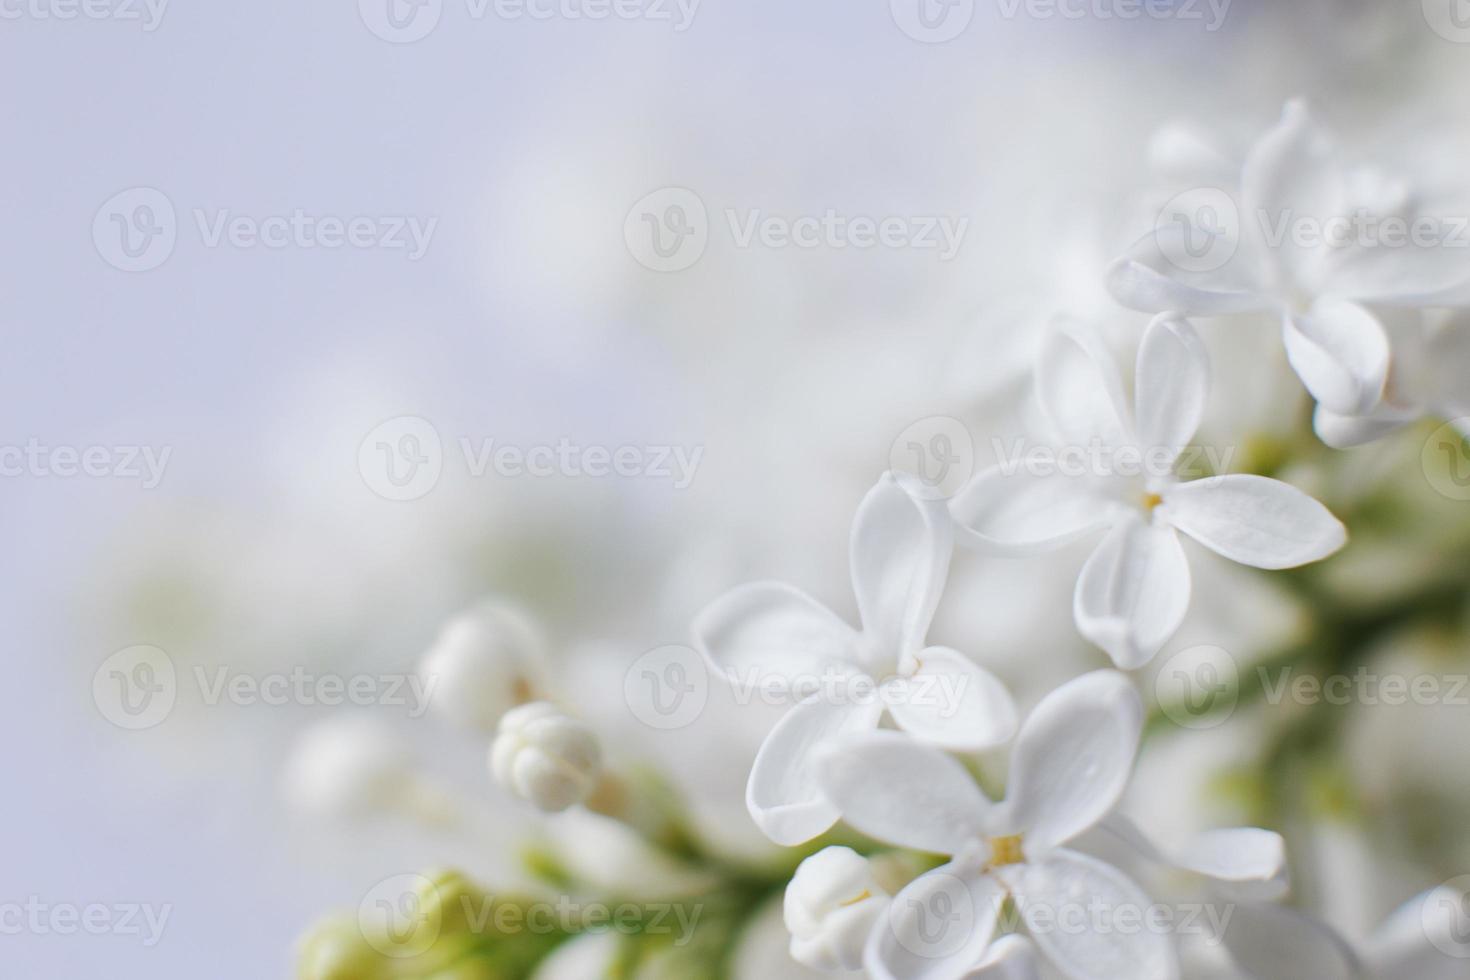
[2,0,1468,973]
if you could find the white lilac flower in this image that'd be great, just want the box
[948,313,1346,669]
[1216,882,1470,980]
[1108,100,1470,428]
[418,599,547,732]
[784,846,892,972]
[693,472,1018,846]
[1314,308,1470,447]
[816,670,1178,980]
[489,701,603,813]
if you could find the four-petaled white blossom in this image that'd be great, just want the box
[948,313,1347,668]
[815,670,1177,980]
[694,472,1018,845]
[1108,99,1470,434]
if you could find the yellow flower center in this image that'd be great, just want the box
[1141,492,1164,514]
[988,835,1026,868]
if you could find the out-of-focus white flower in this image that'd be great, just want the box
[282,716,455,825]
[817,671,1178,980]
[949,314,1346,668]
[490,702,602,813]
[546,809,718,901]
[693,472,1017,846]
[1109,100,1470,428]
[783,847,891,972]
[1217,883,1470,980]
[529,931,622,980]
[418,600,547,732]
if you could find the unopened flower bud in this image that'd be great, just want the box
[295,915,386,980]
[420,601,547,731]
[490,702,602,813]
[784,846,889,972]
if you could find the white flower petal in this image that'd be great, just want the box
[866,865,1004,980]
[1220,903,1359,980]
[1162,474,1346,570]
[851,472,954,656]
[746,696,884,846]
[1003,671,1143,852]
[1097,815,1288,902]
[1035,319,1133,449]
[886,646,1019,751]
[693,582,861,693]
[1282,300,1390,416]
[1106,228,1273,318]
[816,730,992,855]
[1313,404,1412,449]
[964,935,1042,980]
[1239,100,1344,292]
[948,463,1117,554]
[1073,517,1192,670]
[1009,849,1178,980]
[1133,313,1210,469]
